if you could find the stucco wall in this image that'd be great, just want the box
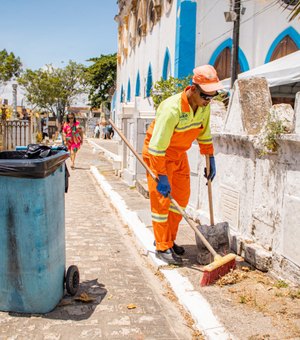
[196,0,300,69]
[186,78,300,283]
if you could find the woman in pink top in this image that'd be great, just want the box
[63,113,83,169]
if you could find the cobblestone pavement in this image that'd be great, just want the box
[0,142,195,340]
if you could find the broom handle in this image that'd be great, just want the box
[205,154,215,226]
[109,119,218,258]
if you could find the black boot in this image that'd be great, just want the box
[155,248,183,265]
[172,243,185,255]
[153,240,185,256]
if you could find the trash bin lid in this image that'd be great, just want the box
[0,150,69,178]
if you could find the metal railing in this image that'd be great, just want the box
[0,120,32,151]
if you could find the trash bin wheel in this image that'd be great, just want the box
[66,265,80,296]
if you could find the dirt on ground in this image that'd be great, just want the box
[180,262,300,340]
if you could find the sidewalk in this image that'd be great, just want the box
[90,138,300,340]
[0,143,196,340]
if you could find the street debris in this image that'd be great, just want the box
[216,268,249,286]
[127,303,137,309]
[74,292,95,303]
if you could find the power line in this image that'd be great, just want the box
[197,0,278,52]
[198,0,223,25]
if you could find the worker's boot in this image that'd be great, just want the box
[172,243,185,255]
[153,240,185,256]
[155,248,183,265]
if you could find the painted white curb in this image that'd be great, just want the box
[88,140,121,162]
[90,165,234,340]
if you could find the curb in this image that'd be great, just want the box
[90,165,234,340]
[89,140,121,162]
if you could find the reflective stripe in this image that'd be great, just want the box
[148,147,166,156]
[169,202,186,215]
[175,122,202,132]
[151,212,168,223]
[198,137,212,143]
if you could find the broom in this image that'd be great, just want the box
[109,119,236,286]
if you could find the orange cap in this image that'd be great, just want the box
[192,65,224,92]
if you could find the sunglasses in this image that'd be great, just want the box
[199,91,216,101]
[69,116,75,119]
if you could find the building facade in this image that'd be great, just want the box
[113,0,300,282]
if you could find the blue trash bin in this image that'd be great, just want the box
[0,148,79,313]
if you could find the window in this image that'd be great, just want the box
[120,85,124,103]
[270,35,298,61]
[162,48,171,80]
[214,47,241,80]
[146,64,153,97]
[135,72,141,96]
[127,79,131,102]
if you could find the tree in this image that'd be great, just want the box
[284,0,300,21]
[151,76,191,110]
[18,61,87,122]
[0,49,22,83]
[85,53,117,109]
[290,1,300,20]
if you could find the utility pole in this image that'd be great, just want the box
[230,0,241,88]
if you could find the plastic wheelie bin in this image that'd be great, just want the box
[0,145,79,314]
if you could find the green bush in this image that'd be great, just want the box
[150,76,191,110]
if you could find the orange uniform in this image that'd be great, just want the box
[142,87,214,251]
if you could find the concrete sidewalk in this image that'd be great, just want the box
[89,138,233,339]
[0,142,197,340]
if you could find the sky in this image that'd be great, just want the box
[0,0,118,70]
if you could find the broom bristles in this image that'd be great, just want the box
[200,258,236,287]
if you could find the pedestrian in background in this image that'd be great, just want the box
[94,123,100,138]
[42,121,49,140]
[62,113,83,169]
[100,118,107,138]
[142,65,224,265]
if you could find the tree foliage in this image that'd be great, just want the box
[288,0,300,21]
[150,76,191,110]
[0,49,22,83]
[281,0,300,21]
[85,53,117,109]
[18,61,87,121]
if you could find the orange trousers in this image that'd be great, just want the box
[144,153,190,251]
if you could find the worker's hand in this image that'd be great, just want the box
[204,156,216,182]
[156,175,171,197]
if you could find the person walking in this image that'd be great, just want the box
[94,123,100,138]
[63,113,83,169]
[142,65,224,265]
[42,121,49,140]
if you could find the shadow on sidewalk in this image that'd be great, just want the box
[8,279,107,321]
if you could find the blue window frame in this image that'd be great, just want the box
[162,48,171,80]
[265,27,300,63]
[120,85,124,102]
[127,79,131,102]
[209,38,249,72]
[135,72,141,96]
[146,64,153,97]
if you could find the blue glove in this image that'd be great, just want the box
[204,156,216,182]
[157,175,171,197]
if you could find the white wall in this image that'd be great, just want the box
[196,0,300,69]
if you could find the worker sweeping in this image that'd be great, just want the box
[142,65,224,265]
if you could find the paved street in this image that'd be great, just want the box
[0,142,196,340]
